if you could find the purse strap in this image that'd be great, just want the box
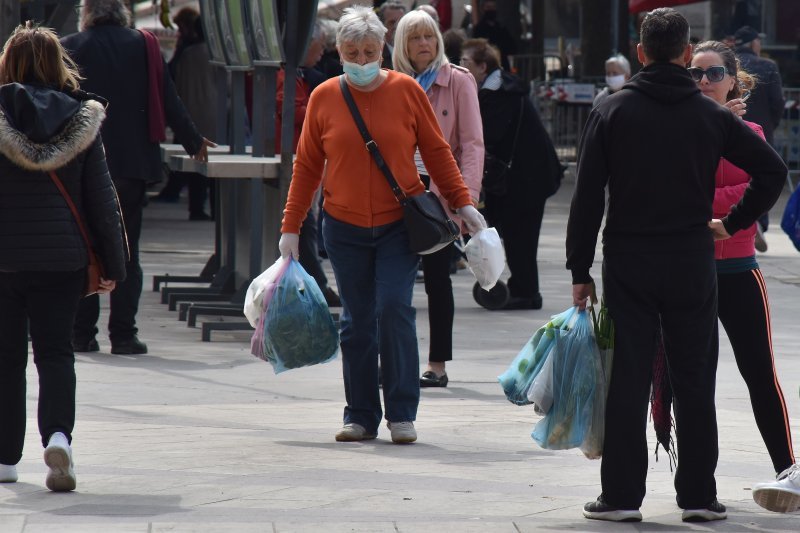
[48,170,94,254]
[502,96,526,168]
[338,75,409,205]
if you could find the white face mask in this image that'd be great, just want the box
[606,74,626,91]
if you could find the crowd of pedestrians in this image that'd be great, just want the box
[0,0,797,522]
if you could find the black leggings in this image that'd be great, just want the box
[718,268,795,473]
[421,242,454,362]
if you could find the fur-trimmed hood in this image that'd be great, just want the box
[0,83,106,171]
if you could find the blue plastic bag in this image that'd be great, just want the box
[532,309,600,450]
[498,307,578,406]
[259,259,339,373]
[781,186,800,252]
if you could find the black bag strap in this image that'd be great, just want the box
[339,75,408,205]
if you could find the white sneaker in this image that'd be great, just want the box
[44,432,76,492]
[387,421,417,444]
[754,221,768,252]
[0,464,18,483]
[334,423,377,442]
[753,464,800,513]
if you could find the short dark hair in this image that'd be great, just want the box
[640,8,689,63]
[378,1,406,22]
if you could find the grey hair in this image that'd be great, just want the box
[605,53,630,75]
[336,5,386,47]
[378,1,407,22]
[80,0,132,31]
[318,18,339,50]
[393,10,448,74]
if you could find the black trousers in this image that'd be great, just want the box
[0,269,84,464]
[74,178,144,343]
[600,249,719,510]
[484,191,545,299]
[718,268,794,473]
[299,209,329,290]
[421,241,455,362]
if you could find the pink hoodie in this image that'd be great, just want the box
[713,120,764,260]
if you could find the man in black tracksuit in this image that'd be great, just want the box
[566,8,787,523]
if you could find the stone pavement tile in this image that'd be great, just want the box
[22,525,147,533]
[152,526,271,533]
[274,523,396,532]
[0,515,25,533]
[396,523,517,532]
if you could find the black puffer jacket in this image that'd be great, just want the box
[0,83,127,279]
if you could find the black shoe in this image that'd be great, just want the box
[503,293,543,310]
[111,336,148,355]
[322,286,342,307]
[420,370,448,388]
[72,338,99,353]
[583,496,642,522]
[189,212,213,221]
[681,499,727,522]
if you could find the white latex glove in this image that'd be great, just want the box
[457,204,487,235]
[278,233,300,259]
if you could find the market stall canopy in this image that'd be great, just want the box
[629,0,704,13]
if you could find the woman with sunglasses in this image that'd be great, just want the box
[689,41,799,512]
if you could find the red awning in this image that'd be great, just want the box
[629,0,704,14]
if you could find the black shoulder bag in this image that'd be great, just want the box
[482,96,524,196]
[338,76,460,255]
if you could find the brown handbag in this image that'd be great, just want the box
[48,170,105,296]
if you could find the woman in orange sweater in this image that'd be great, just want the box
[279,6,485,445]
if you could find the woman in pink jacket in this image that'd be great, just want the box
[393,10,484,387]
[690,41,798,512]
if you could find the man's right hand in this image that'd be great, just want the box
[572,283,594,310]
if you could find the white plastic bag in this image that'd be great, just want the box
[243,257,290,327]
[528,350,554,415]
[464,227,505,290]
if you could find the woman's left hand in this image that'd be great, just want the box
[457,204,487,234]
[708,219,731,241]
[97,278,116,294]
[724,98,747,118]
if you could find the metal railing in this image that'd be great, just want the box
[775,87,799,191]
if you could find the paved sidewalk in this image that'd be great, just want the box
[1,178,799,532]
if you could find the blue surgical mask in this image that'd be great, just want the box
[343,60,381,86]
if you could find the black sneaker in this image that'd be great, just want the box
[111,336,148,355]
[72,338,99,353]
[583,496,642,522]
[681,499,727,522]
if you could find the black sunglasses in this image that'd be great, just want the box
[687,66,728,83]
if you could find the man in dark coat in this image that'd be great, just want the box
[461,38,562,310]
[567,8,786,522]
[734,25,785,245]
[62,0,213,355]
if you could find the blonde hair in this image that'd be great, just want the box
[393,10,448,74]
[0,22,82,91]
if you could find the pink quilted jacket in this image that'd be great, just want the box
[713,120,764,260]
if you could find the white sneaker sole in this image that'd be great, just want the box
[681,508,727,522]
[583,509,642,522]
[753,487,800,513]
[44,446,76,492]
[391,433,417,444]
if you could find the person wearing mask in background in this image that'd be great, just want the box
[593,54,631,108]
[0,23,126,491]
[62,0,214,356]
[734,25,785,252]
[392,10,484,388]
[279,6,486,445]
[275,21,341,308]
[461,38,563,310]
[689,41,800,513]
[377,1,407,70]
[472,0,516,71]
[567,8,786,522]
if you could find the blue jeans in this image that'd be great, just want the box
[322,213,420,433]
